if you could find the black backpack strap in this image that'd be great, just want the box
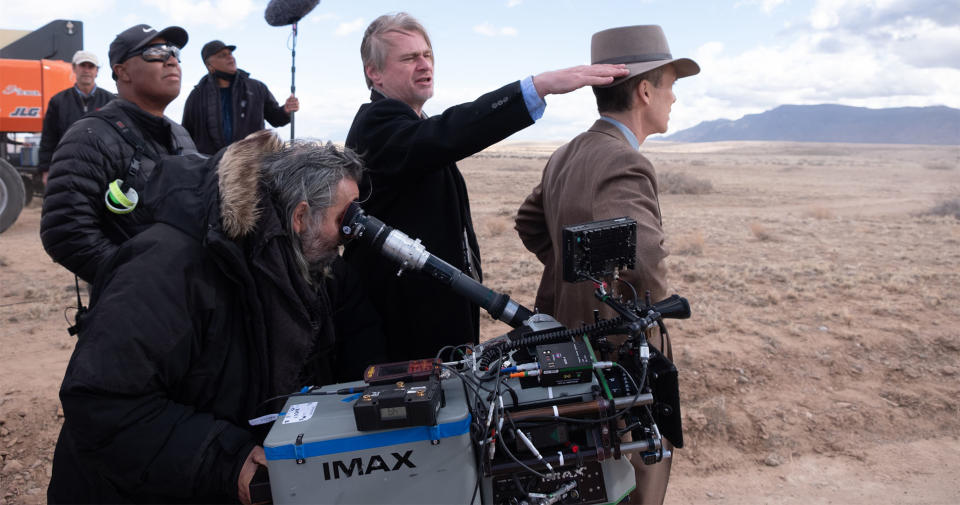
[88,111,160,191]
[87,109,163,215]
[67,275,87,336]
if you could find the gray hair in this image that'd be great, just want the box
[261,141,364,281]
[360,12,432,89]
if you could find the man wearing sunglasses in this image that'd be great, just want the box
[41,24,198,285]
[182,40,299,155]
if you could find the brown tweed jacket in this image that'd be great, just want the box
[516,119,669,331]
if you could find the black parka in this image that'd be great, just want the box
[40,98,198,282]
[47,132,384,503]
[182,70,290,155]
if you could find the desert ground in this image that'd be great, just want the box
[1,140,959,504]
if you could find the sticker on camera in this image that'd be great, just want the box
[282,402,318,424]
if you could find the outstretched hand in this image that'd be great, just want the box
[532,64,629,98]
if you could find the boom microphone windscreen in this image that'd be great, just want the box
[264,0,320,26]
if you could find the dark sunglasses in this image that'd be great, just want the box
[126,43,181,63]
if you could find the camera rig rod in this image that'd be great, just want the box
[341,202,534,328]
[488,438,661,475]
[506,394,654,423]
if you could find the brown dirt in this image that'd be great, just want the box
[2,140,959,504]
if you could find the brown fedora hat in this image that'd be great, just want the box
[591,25,699,87]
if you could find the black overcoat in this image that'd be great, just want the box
[344,82,533,362]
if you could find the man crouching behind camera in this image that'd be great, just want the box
[48,131,384,504]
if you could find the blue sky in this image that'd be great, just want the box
[3,0,959,142]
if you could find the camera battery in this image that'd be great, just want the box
[536,341,594,387]
[354,377,443,431]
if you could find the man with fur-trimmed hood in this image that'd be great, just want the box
[48,131,384,504]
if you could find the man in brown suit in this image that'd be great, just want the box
[515,25,699,504]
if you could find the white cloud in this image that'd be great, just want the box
[473,23,519,37]
[142,0,257,30]
[810,0,960,31]
[334,18,365,37]
[670,24,960,134]
[808,0,960,57]
[735,0,788,14]
[507,0,523,7]
[890,19,960,68]
[657,0,960,133]
[805,0,960,69]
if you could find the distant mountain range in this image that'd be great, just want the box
[664,104,960,145]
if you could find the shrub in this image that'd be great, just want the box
[483,218,509,236]
[804,206,835,220]
[750,222,775,241]
[923,198,960,220]
[672,231,705,256]
[659,171,714,195]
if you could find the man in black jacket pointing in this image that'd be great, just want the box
[344,12,627,363]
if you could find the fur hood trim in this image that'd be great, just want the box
[218,130,283,238]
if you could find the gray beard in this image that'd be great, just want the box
[291,231,334,286]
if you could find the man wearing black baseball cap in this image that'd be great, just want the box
[182,39,300,154]
[41,24,198,304]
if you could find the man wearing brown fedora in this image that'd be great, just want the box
[515,25,699,504]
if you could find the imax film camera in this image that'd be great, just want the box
[258,206,690,504]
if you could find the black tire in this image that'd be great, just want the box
[21,174,34,207]
[0,159,26,234]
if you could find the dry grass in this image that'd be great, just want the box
[659,171,714,195]
[6,141,960,505]
[804,206,835,220]
[482,218,510,237]
[925,161,956,171]
[750,222,775,241]
[923,197,960,220]
[672,230,705,256]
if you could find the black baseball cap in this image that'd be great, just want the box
[109,24,189,78]
[201,40,237,63]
